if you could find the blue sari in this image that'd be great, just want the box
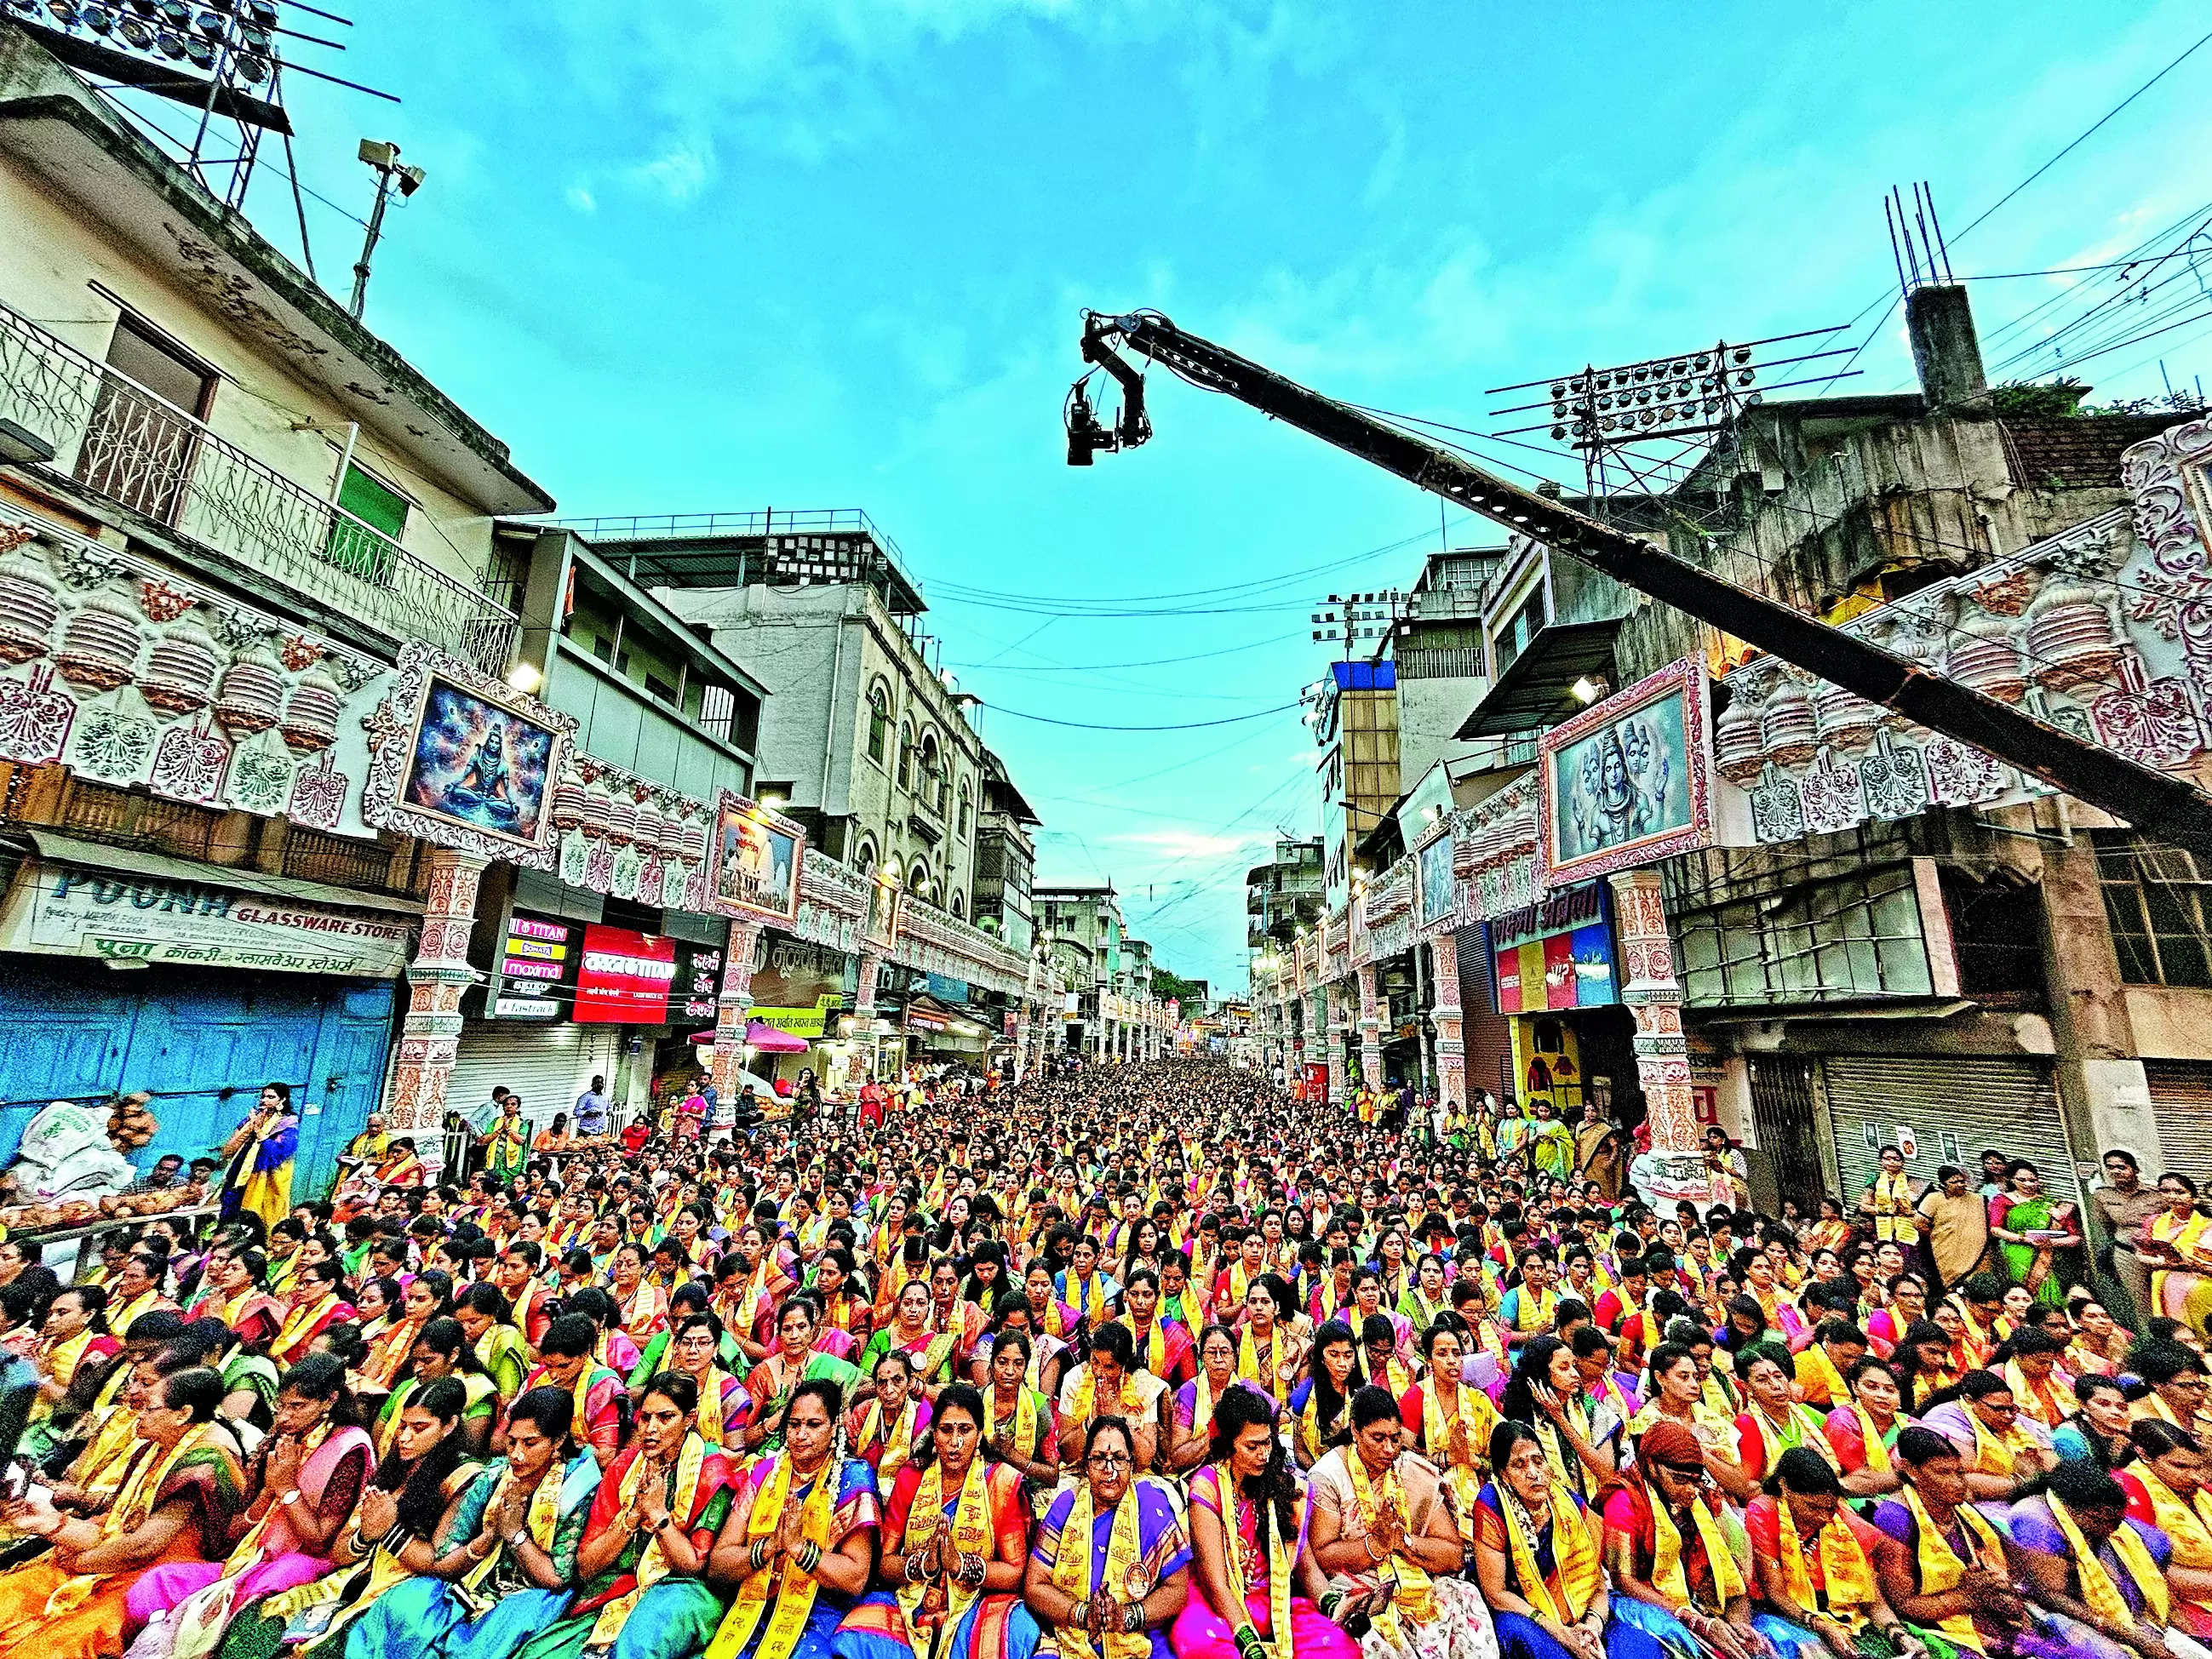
[341,1456,599,1659]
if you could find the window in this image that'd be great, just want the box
[2095,831,2212,987]
[1677,863,1934,1007]
[79,313,214,525]
[866,684,891,765]
[897,723,915,791]
[910,860,932,901]
[855,838,879,878]
[956,780,971,838]
[919,733,944,814]
[952,894,965,918]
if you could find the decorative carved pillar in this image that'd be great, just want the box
[1325,980,1349,1105]
[853,951,885,1084]
[1430,930,1466,1110]
[1011,1007,1032,1081]
[385,850,484,1181]
[708,919,764,1101]
[1610,868,1711,1206]
[1356,962,1384,1090]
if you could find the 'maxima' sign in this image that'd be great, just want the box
[1487,878,1618,1014]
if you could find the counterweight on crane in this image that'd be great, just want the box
[1066,308,2212,860]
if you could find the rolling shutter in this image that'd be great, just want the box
[2143,1062,2212,1187]
[445,1021,622,1136]
[1821,1054,2079,1206]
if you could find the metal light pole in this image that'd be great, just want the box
[348,140,427,321]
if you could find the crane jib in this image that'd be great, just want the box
[1077,310,2212,861]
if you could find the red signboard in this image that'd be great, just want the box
[573,924,677,1024]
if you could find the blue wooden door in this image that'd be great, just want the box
[0,963,395,1197]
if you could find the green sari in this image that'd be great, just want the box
[1997,1193,2071,1306]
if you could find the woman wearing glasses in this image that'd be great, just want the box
[1024,1416,1190,1659]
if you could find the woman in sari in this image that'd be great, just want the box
[185,1252,286,1355]
[2127,1340,2212,1442]
[853,1352,935,1487]
[340,1385,591,1659]
[358,1274,444,1408]
[1731,1346,1842,1485]
[1173,1382,1354,1659]
[1287,1323,1361,1474]
[2003,1459,2182,1659]
[1172,1327,1244,1475]
[704,1378,881,1659]
[614,1246,672,1342]
[1629,1344,1749,1505]
[456,1286,533,1404]
[2054,1376,2136,1472]
[722,1226,796,1365]
[1824,1358,1911,1499]
[1745,1449,1917,1659]
[1473,1421,1645,1659]
[1023,1416,1189,1659]
[375,1317,498,1457]
[866,1283,966,1399]
[220,1085,300,1233]
[210,1376,479,1659]
[1601,1420,1756,1659]
[748,1297,867,1454]
[513,1372,739,1659]
[2116,1418,2212,1640]
[667,1314,753,1450]
[1496,1336,1617,1514]
[1235,1280,1301,1414]
[128,1354,375,1649]
[1309,1387,1490,1659]
[833,1384,1036,1659]
[270,1261,356,1371]
[2135,1174,2212,1324]
[981,1331,1061,1491]
[0,1367,244,1659]
[1987,1163,2081,1310]
[1396,1258,1451,1336]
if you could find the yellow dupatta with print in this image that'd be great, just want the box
[706,1452,839,1659]
[1901,1487,2004,1653]
[1118,1316,1168,1378]
[1068,1272,1110,1326]
[1646,1484,1745,1613]
[2135,1462,2212,1580]
[894,1454,994,1658]
[1050,1481,1149,1659]
[1499,1485,1601,1626]
[1511,1285,1559,1335]
[1189,1374,1228,1444]
[1421,1380,1496,1515]
[2149,1208,2212,1313]
[1792,1342,1846,1410]
[861,1397,920,1485]
[1871,1172,1916,1243]
[1344,1450,1437,1642]
[731,1263,773,1340]
[2003,1360,2077,1430]
[1237,1325,1287,1403]
[1748,1400,1841,1478]
[695,1369,740,1446]
[984,1386,1041,1459]
[1964,1405,2037,1478]
[1212,1465,1293,1657]
[2047,1491,2168,1629]
[1853,1405,1896,1474]
[29,1329,96,1424]
[1775,1493,1877,1631]
[45,1424,215,1615]
[588,1433,711,1642]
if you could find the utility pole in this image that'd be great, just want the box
[349,140,427,321]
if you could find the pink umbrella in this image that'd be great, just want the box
[744,1020,811,1054]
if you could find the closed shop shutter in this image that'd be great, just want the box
[1821,1054,2079,1208]
[1458,926,1516,1106]
[2143,1062,2212,1187]
[445,1022,621,1137]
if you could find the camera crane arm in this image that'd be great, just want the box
[1069,307,2212,860]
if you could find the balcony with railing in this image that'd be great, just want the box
[0,302,519,673]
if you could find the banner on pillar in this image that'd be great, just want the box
[1538,656,1714,885]
[705,789,805,924]
[363,644,576,870]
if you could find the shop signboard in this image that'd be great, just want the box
[752,995,840,1039]
[673,941,722,1022]
[1487,879,1619,1015]
[0,860,412,976]
[1415,827,1457,930]
[490,912,580,1020]
[573,924,678,1024]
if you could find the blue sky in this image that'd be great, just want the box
[249,0,2212,989]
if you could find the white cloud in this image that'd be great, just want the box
[631,141,717,204]
[564,185,597,213]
